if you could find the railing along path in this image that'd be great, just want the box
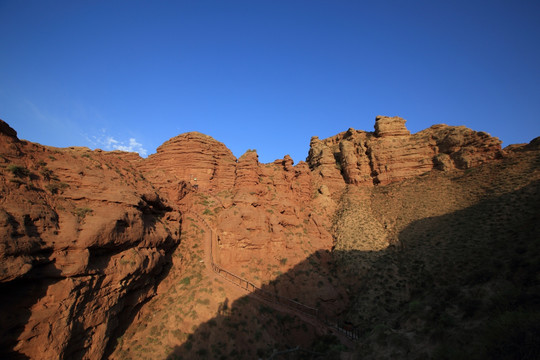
[189,194,360,341]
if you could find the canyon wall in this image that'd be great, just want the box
[0,115,507,359]
[0,120,181,359]
[307,115,503,187]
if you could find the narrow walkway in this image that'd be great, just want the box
[188,193,360,345]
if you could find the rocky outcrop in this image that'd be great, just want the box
[235,150,261,188]
[0,119,18,139]
[425,124,504,169]
[307,135,345,190]
[0,128,180,360]
[208,153,335,285]
[307,115,503,187]
[0,114,514,359]
[374,115,410,137]
[138,132,236,200]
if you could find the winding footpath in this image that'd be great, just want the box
[187,192,359,348]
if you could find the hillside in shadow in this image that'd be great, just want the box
[0,263,60,360]
[158,178,540,360]
[106,149,540,360]
[351,179,540,359]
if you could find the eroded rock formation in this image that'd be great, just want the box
[137,132,236,201]
[0,120,181,359]
[0,115,515,359]
[307,115,503,187]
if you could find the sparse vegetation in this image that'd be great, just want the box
[73,207,93,219]
[45,181,69,194]
[104,141,540,360]
[39,167,54,180]
[7,164,30,177]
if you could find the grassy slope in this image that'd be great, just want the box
[333,149,540,359]
[110,148,539,359]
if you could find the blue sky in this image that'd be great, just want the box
[1,1,539,163]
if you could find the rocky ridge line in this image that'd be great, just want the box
[0,115,513,359]
[307,115,503,187]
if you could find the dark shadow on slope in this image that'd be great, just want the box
[163,180,540,360]
[166,249,360,360]
[61,195,181,359]
[101,223,182,359]
[0,208,58,359]
[354,179,540,359]
[0,202,181,359]
[0,254,60,360]
[138,193,174,231]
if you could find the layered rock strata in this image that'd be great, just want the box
[137,132,236,201]
[307,115,503,187]
[0,114,510,359]
[0,120,181,359]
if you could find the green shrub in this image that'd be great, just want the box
[40,167,54,180]
[179,277,191,286]
[73,207,93,219]
[9,178,25,186]
[196,349,208,356]
[7,164,30,178]
[259,305,274,314]
[408,300,423,313]
[196,298,210,306]
[45,182,69,194]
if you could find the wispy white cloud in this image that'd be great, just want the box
[112,137,147,156]
[88,131,148,157]
[22,100,148,157]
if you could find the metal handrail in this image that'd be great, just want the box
[188,201,358,340]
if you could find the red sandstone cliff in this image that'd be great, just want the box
[0,120,181,359]
[307,115,503,188]
[129,115,503,308]
[0,115,510,359]
[134,132,337,294]
[136,132,237,201]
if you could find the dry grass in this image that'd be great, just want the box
[335,150,540,359]
[110,149,540,359]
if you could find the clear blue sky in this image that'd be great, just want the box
[1,1,539,163]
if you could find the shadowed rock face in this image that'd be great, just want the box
[0,115,530,360]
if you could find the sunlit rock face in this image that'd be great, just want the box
[307,115,502,187]
[0,114,513,359]
[137,131,237,200]
[0,119,181,360]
